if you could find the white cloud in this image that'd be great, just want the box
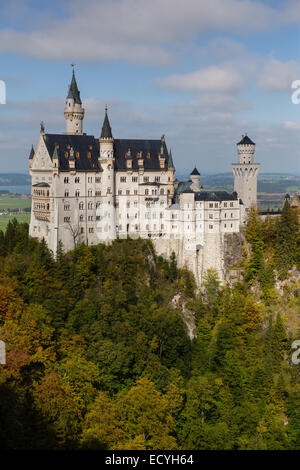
[157,65,244,93]
[283,121,300,130]
[0,0,283,65]
[257,59,300,91]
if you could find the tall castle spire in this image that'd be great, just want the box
[100,105,113,139]
[64,67,85,135]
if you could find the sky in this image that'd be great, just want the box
[1,0,300,175]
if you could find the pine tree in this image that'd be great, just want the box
[274,200,299,279]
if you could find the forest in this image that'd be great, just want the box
[0,200,299,450]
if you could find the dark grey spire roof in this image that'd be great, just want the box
[52,144,59,160]
[67,70,82,105]
[237,134,255,145]
[190,167,200,176]
[168,149,174,169]
[101,107,113,139]
[29,144,35,159]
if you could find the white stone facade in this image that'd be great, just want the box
[29,73,260,284]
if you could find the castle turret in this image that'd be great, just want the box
[190,166,200,191]
[232,134,260,215]
[64,69,85,134]
[99,107,115,239]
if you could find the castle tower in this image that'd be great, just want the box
[232,134,260,213]
[64,69,85,134]
[99,107,116,240]
[190,167,200,191]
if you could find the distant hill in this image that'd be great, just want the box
[0,173,31,186]
[176,172,300,194]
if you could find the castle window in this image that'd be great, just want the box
[95,177,101,183]
[88,202,93,209]
[126,189,130,195]
[145,189,149,195]
[64,191,69,197]
[64,177,69,183]
[65,152,69,158]
[79,202,84,210]
[81,227,84,233]
[107,188,111,194]
[89,227,94,233]
[215,203,218,208]
[64,204,70,211]
[231,213,233,218]
[95,191,101,196]
[80,215,84,221]
[230,202,234,207]
[88,190,92,196]
[87,152,92,159]
[134,190,138,195]
[143,176,149,182]
[120,177,126,183]
[224,202,228,207]
[209,203,213,208]
[155,176,160,182]
[75,177,80,183]
[160,189,164,195]
[118,190,122,195]
[76,152,80,158]
[209,224,213,229]
[88,216,93,221]
[209,214,213,219]
[132,176,138,182]
[75,191,80,197]
[64,217,70,223]
[225,213,227,218]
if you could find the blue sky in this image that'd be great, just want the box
[1,0,300,175]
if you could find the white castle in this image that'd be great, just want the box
[29,71,260,284]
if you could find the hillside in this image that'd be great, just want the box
[0,210,299,450]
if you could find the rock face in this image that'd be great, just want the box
[171,294,196,340]
[223,232,246,284]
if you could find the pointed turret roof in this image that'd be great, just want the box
[167,149,174,169]
[52,144,59,160]
[237,134,255,145]
[100,106,113,139]
[29,144,34,160]
[191,166,200,176]
[67,69,82,105]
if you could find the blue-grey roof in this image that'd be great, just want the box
[237,134,255,145]
[113,139,169,171]
[43,134,101,171]
[190,167,200,176]
[42,134,170,172]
